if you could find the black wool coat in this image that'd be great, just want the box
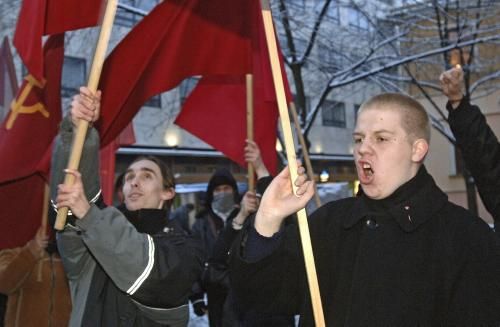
[229,167,500,326]
[447,98,500,222]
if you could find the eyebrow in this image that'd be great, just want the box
[353,129,395,136]
[374,129,395,135]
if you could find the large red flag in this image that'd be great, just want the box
[0,34,64,183]
[0,174,47,249]
[97,0,253,147]
[13,0,103,81]
[0,37,19,120]
[175,0,292,175]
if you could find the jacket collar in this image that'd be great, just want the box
[119,204,169,235]
[344,166,448,232]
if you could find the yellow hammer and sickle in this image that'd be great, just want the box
[6,75,49,130]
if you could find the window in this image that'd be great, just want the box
[61,56,86,98]
[116,0,160,27]
[347,7,369,31]
[321,100,346,128]
[317,45,339,73]
[315,1,339,23]
[327,2,340,22]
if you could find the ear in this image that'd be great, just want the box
[411,138,429,163]
[157,187,175,209]
[161,187,175,201]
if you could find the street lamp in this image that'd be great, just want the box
[320,170,329,183]
[164,129,179,147]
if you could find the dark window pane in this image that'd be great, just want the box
[347,7,369,31]
[318,45,340,73]
[354,103,361,122]
[321,100,346,128]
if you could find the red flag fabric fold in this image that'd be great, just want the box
[175,0,292,175]
[97,0,253,147]
[0,34,64,183]
[0,174,47,248]
[13,0,102,81]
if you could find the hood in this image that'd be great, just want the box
[205,168,239,207]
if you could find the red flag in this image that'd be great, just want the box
[97,0,253,147]
[100,122,136,204]
[0,174,47,249]
[175,0,292,175]
[13,0,103,81]
[0,34,64,183]
[0,37,19,120]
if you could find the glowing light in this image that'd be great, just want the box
[276,139,283,152]
[320,170,329,183]
[164,130,179,147]
[353,180,360,195]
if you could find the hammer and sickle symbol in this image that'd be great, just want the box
[6,75,49,130]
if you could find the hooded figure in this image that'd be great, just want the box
[190,168,240,327]
[205,168,240,220]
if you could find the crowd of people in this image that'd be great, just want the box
[0,66,498,326]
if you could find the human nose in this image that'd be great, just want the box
[357,138,373,156]
[130,176,139,187]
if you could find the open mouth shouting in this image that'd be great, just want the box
[357,161,374,184]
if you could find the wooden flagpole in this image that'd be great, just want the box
[289,102,321,208]
[54,0,118,230]
[41,183,50,233]
[260,1,325,325]
[246,74,255,192]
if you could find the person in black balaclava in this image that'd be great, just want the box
[189,168,241,326]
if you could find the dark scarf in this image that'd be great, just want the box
[118,204,169,235]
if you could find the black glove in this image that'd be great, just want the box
[192,300,208,316]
